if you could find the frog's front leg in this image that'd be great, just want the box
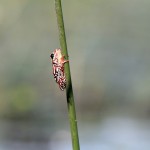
[62,55,69,64]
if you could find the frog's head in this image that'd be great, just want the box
[50,49,63,65]
[50,48,61,59]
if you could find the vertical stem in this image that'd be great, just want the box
[54,0,80,150]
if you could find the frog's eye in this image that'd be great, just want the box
[50,53,54,59]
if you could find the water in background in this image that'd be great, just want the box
[0,0,150,149]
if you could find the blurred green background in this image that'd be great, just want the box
[0,0,150,149]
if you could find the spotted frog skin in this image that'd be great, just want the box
[50,49,69,90]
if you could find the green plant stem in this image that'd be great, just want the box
[55,0,80,150]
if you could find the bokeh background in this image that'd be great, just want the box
[0,0,150,150]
